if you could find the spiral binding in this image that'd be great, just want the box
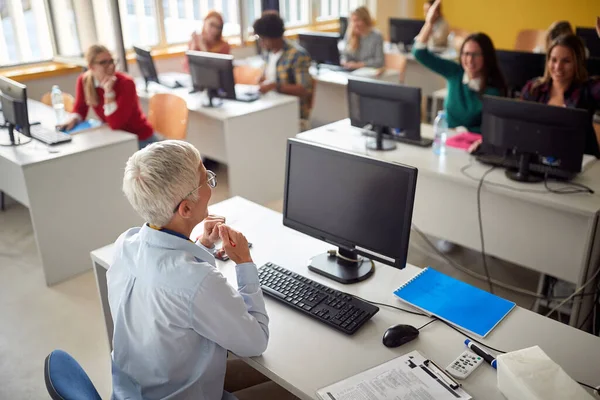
[395,267,430,293]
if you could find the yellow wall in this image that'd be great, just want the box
[414,0,599,50]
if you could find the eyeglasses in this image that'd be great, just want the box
[172,170,217,213]
[95,58,116,67]
[461,51,482,59]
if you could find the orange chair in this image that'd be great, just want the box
[233,65,263,85]
[40,92,75,112]
[147,93,188,140]
[384,53,407,83]
[514,29,546,52]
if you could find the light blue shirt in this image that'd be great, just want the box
[107,224,270,400]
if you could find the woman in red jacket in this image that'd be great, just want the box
[59,45,157,149]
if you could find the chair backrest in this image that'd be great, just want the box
[45,350,102,400]
[233,65,263,85]
[384,53,407,83]
[41,92,75,113]
[147,93,189,140]
[514,29,546,52]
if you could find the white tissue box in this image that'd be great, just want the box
[496,345,593,400]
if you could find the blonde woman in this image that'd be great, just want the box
[58,45,156,149]
[341,6,384,69]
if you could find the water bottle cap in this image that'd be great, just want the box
[437,110,446,117]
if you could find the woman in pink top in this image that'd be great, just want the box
[183,10,230,71]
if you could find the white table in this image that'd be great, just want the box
[0,100,141,285]
[135,72,300,206]
[309,67,400,128]
[91,197,600,399]
[297,119,600,328]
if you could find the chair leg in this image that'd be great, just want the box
[1,191,4,211]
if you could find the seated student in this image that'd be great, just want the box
[110,140,298,399]
[183,10,230,72]
[521,34,600,157]
[253,12,313,128]
[412,0,506,132]
[341,6,384,69]
[534,20,592,58]
[423,0,450,48]
[58,45,157,149]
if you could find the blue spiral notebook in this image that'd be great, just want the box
[393,267,515,337]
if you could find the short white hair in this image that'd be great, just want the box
[123,140,202,227]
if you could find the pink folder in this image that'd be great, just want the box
[446,132,482,150]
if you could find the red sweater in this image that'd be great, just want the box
[73,72,153,140]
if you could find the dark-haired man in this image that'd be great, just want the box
[253,12,313,129]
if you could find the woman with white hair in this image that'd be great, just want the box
[109,140,297,399]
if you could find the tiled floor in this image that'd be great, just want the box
[0,163,540,399]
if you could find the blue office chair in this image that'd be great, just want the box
[44,350,102,400]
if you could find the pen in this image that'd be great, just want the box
[465,339,497,369]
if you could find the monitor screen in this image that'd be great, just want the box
[283,139,417,269]
[389,18,425,45]
[576,27,600,58]
[133,46,159,85]
[298,32,341,66]
[0,76,30,136]
[186,50,236,100]
[496,50,545,95]
[348,77,421,140]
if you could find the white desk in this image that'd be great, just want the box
[91,197,600,399]
[309,67,400,128]
[136,72,300,206]
[297,119,600,328]
[0,100,140,285]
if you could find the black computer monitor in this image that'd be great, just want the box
[283,138,418,283]
[496,50,546,97]
[186,50,259,107]
[298,32,341,72]
[587,57,600,77]
[134,46,185,90]
[340,16,348,38]
[348,77,430,150]
[0,76,31,144]
[389,18,424,51]
[481,95,590,182]
[576,27,600,58]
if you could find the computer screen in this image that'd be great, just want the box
[496,50,545,96]
[186,50,236,106]
[0,76,31,138]
[481,95,591,181]
[283,138,417,282]
[576,27,600,58]
[340,16,348,38]
[133,46,159,89]
[389,18,425,47]
[298,32,341,67]
[587,57,600,77]
[348,77,422,148]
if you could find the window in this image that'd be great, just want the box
[118,0,159,48]
[280,0,309,27]
[245,0,262,33]
[49,0,81,57]
[0,0,54,65]
[318,0,367,20]
[163,0,240,45]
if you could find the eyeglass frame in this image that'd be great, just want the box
[172,170,217,213]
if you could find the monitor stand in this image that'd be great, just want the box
[365,125,397,151]
[505,152,543,183]
[0,124,31,147]
[308,247,374,284]
[204,89,223,108]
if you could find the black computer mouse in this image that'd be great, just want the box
[382,324,419,348]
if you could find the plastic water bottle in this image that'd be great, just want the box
[433,111,448,156]
[51,85,65,124]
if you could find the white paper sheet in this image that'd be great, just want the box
[317,351,471,400]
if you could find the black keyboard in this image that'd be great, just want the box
[476,153,574,180]
[258,262,379,335]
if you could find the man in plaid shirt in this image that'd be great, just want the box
[254,12,314,128]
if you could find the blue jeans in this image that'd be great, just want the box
[138,133,160,149]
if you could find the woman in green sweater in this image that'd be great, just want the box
[412,0,506,132]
